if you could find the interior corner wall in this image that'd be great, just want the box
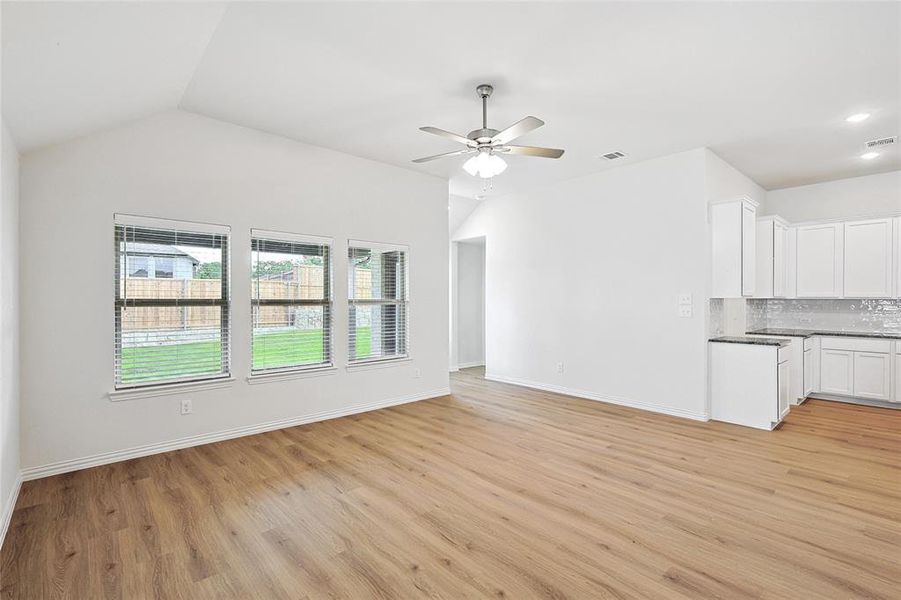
[763,170,901,222]
[17,109,449,473]
[452,148,710,419]
[455,242,485,368]
[1,118,22,541]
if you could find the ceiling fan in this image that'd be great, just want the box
[413,84,564,178]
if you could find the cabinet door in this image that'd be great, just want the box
[895,353,901,403]
[844,219,893,298]
[803,349,813,396]
[820,349,853,395]
[773,222,786,297]
[785,227,798,298]
[741,203,756,297]
[853,352,892,401]
[797,224,843,297]
[778,360,790,420]
[895,217,901,298]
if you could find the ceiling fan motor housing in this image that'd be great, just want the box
[468,128,499,144]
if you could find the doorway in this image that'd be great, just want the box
[451,237,486,371]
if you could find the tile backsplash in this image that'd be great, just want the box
[747,298,901,333]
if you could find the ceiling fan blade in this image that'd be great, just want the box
[500,145,564,159]
[411,148,475,163]
[419,126,477,147]
[491,116,544,145]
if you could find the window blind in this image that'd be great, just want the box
[348,242,409,363]
[251,231,332,374]
[114,218,230,388]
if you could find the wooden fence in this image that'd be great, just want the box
[121,266,372,331]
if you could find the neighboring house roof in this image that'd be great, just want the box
[126,243,200,265]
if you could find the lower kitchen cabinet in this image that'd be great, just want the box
[853,352,892,401]
[820,349,854,395]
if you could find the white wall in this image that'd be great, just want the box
[455,241,484,368]
[1,119,21,540]
[18,110,449,473]
[453,148,710,419]
[764,171,901,222]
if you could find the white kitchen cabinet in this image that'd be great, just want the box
[711,197,758,298]
[742,203,756,297]
[796,223,843,297]
[895,217,901,298]
[803,348,814,396]
[803,335,819,398]
[755,217,788,298]
[785,226,797,298]
[778,359,790,419]
[843,218,893,298]
[820,349,853,395]
[710,340,784,430]
[852,352,892,401]
[895,348,901,403]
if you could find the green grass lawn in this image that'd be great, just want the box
[120,327,372,383]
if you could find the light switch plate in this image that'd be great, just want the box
[678,305,693,318]
[678,293,692,305]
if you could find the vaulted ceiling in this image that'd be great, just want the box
[3,2,899,199]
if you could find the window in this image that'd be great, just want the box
[154,257,174,279]
[348,241,408,363]
[251,231,332,374]
[114,216,230,388]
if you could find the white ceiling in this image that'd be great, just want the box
[3,2,899,198]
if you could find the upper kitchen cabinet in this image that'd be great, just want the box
[895,217,901,297]
[755,216,788,298]
[843,218,893,298]
[711,197,758,298]
[796,223,843,298]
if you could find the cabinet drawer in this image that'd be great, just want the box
[819,337,892,353]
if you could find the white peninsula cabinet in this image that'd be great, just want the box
[796,223,843,298]
[843,218,893,298]
[710,339,789,430]
[711,197,758,298]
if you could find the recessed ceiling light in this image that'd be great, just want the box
[846,113,870,123]
[861,152,880,160]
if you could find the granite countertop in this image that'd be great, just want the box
[746,328,901,341]
[709,336,791,347]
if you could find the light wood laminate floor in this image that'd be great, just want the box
[2,368,899,599]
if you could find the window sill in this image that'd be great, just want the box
[346,357,412,372]
[109,376,235,401]
[247,366,337,384]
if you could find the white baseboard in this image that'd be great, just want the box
[456,361,485,369]
[0,472,23,551]
[21,387,451,481]
[484,373,709,422]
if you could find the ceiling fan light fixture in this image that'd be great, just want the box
[463,150,507,179]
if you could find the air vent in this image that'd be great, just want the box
[865,136,897,149]
[601,151,626,161]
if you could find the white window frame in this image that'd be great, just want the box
[250,229,334,377]
[113,214,231,390]
[347,240,410,365]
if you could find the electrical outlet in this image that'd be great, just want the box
[678,305,693,318]
[180,399,192,415]
[556,362,564,373]
[678,293,692,305]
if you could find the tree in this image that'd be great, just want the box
[253,260,295,278]
[195,262,222,279]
